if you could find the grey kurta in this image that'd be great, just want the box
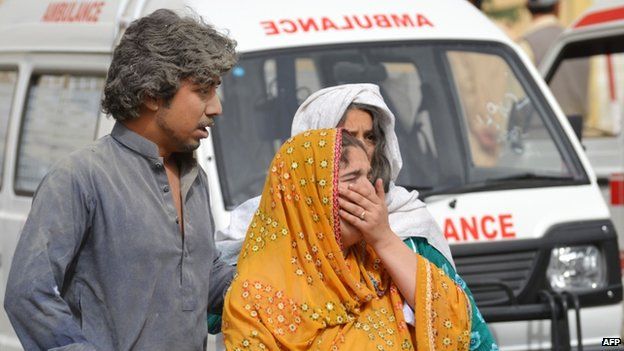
[4,122,234,351]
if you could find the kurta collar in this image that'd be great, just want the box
[111,122,161,160]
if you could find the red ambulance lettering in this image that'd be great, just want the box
[444,214,517,242]
[260,21,279,35]
[444,219,460,242]
[338,16,353,30]
[460,217,479,240]
[260,13,434,35]
[278,19,297,33]
[42,1,105,23]
[353,15,373,29]
[481,215,497,239]
[500,214,516,238]
[391,14,414,27]
[321,17,339,31]
[340,16,354,30]
[417,14,434,27]
[298,18,319,32]
[373,14,391,28]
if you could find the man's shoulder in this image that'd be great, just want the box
[523,15,563,39]
[51,135,117,175]
[32,136,117,197]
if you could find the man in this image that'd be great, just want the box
[518,0,589,123]
[4,9,237,351]
[518,0,562,65]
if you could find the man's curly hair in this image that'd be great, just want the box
[101,9,237,120]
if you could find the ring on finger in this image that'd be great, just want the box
[359,211,366,221]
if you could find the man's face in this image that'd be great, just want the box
[155,79,222,153]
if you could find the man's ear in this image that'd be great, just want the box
[143,96,160,112]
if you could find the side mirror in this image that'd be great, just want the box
[566,115,584,142]
[507,98,534,154]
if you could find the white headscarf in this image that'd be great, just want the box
[216,84,454,267]
[292,84,453,266]
[292,83,403,181]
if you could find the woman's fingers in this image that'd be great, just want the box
[339,186,371,208]
[374,179,386,203]
[339,209,362,227]
[338,197,379,226]
[350,181,380,204]
[339,183,378,208]
[338,198,363,218]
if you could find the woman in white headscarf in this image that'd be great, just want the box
[214,84,497,350]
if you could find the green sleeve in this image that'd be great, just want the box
[403,237,499,351]
[207,313,222,335]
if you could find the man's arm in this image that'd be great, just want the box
[206,251,235,315]
[4,164,97,351]
[214,195,260,265]
[200,168,237,314]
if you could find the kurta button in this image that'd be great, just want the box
[163,185,170,193]
[154,162,163,169]
[175,217,179,224]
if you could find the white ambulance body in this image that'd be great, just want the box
[541,0,624,264]
[0,1,621,350]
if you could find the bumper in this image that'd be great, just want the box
[489,304,622,350]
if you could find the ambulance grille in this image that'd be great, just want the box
[453,249,538,306]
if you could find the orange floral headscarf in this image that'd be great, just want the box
[223,129,470,351]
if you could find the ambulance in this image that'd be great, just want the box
[540,0,624,271]
[0,0,621,350]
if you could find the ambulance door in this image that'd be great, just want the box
[543,28,624,256]
[0,54,23,351]
[0,53,109,351]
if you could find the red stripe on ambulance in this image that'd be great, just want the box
[611,173,624,206]
[42,1,105,23]
[574,6,624,28]
[444,214,517,242]
[260,14,434,36]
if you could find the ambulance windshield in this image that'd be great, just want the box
[213,42,587,209]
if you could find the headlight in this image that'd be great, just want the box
[546,245,606,292]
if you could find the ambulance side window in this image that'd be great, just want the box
[550,53,623,139]
[15,74,104,195]
[447,51,568,174]
[0,70,17,190]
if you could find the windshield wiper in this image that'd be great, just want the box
[418,173,576,200]
[485,172,574,183]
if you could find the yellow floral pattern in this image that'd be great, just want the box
[223,129,470,350]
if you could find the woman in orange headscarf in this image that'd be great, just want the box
[222,129,473,351]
